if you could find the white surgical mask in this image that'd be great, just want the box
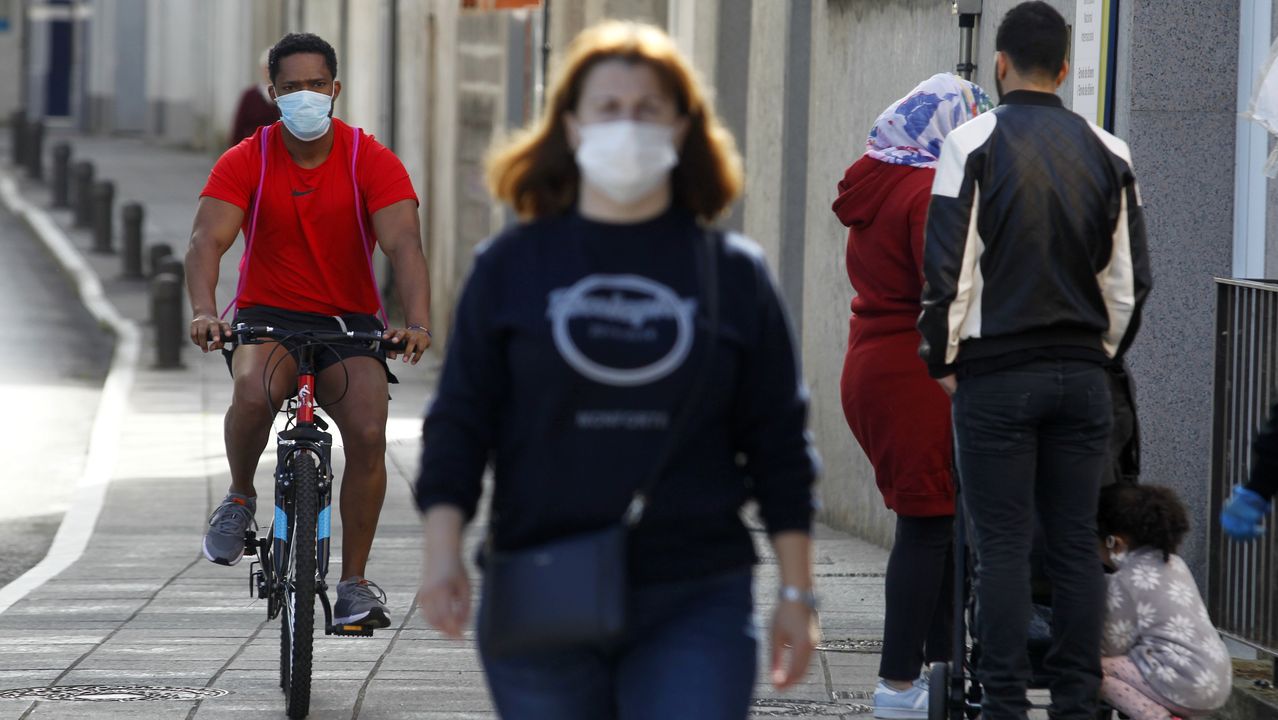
[275,89,333,142]
[574,120,678,205]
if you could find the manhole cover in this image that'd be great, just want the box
[751,698,872,716]
[0,685,229,702]
[816,638,883,653]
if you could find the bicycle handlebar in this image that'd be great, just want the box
[231,323,408,353]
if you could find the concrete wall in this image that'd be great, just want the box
[1271,3,1278,281]
[740,0,803,324]
[1118,0,1240,580]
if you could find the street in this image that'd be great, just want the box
[0,200,111,588]
[2,0,1275,717]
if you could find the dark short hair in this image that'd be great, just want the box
[1098,484,1191,562]
[269,33,338,83]
[995,2,1069,79]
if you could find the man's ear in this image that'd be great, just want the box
[331,80,342,113]
[995,51,1008,81]
[1055,60,1070,89]
[268,85,278,103]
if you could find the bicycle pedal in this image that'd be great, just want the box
[328,624,374,637]
[243,529,258,556]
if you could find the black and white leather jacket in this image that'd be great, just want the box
[918,90,1151,378]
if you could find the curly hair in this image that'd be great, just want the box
[269,33,338,83]
[1097,484,1190,562]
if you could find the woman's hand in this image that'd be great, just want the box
[418,506,471,639]
[768,530,817,690]
[770,599,817,690]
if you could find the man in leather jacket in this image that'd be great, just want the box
[918,4,1151,718]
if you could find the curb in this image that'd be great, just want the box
[0,170,140,614]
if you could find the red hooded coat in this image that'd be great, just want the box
[832,155,954,517]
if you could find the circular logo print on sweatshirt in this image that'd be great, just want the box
[546,274,697,387]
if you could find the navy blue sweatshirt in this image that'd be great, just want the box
[415,207,818,584]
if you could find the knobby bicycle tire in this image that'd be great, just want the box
[282,449,318,719]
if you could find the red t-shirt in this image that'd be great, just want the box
[201,117,418,316]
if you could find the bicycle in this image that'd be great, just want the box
[231,322,405,719]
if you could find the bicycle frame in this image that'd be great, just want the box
[242,324,389,637]
[271,347,335,603]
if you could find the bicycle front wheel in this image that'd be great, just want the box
[281,449,318,719]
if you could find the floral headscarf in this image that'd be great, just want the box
[865,73,994,169]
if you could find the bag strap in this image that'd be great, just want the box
[219,125,271,319]
[349,127,390,327]
[623,229,721,527]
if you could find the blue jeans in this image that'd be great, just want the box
[952,360,1111,720]
[479,570,757,720]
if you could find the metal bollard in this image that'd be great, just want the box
[24,120,44,181]
[9,110,26,167]
[92,180,116,253]
[72,161,95,228]
[121,202,144,279]
[152,273,184,369]
[148,243,173,279]
[51,143,71,208]
[156,255,185,289]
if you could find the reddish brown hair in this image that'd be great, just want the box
[486,20,743,222]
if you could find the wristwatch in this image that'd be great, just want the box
[777,585,819,610]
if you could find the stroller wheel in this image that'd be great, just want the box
[927,662,950,720]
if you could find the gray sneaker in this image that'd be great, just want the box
[333,577,391,628]
[202,493,257,566]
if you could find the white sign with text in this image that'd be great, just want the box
[1072,0,1103,123]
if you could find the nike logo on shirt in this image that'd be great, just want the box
[292,188,317,197]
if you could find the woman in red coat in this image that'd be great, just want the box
[832,73,992,717]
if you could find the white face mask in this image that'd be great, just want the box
[275,89,333,142]
[574,120,678,205]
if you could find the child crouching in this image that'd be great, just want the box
[1097,484,1232,719]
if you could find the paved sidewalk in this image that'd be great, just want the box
[0,134,892,719]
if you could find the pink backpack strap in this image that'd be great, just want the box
[219,126,271,319]
[350,126,389,328]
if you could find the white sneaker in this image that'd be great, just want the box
[873,679,929,719]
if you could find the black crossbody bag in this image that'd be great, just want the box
[478,230,721,659]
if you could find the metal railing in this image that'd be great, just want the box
[1209,278,1278,670]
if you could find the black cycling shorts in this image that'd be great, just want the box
[221,305,399,385]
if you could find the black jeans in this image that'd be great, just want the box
[952,360,1110,720]
[879,515,954,681]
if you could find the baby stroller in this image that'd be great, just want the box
[926,363,1138,720]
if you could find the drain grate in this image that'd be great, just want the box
[815,638,883,654]
[832,690,875,701]
[0,685,229,702]
[750,698,872,716]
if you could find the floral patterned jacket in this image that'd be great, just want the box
[1102,547,1232,711]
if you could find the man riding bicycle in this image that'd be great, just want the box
[185,32,431,629]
